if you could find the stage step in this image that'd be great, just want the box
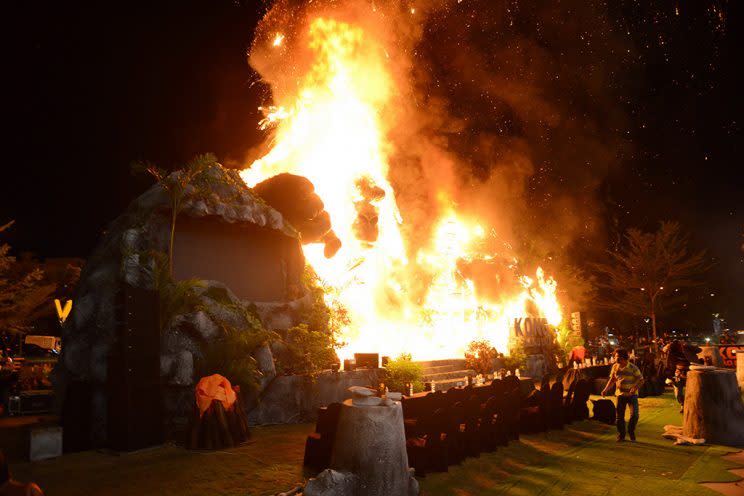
[415,359,468,370]
[423,369,476,382]
[412,359,476,392]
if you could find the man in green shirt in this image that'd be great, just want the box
[601,348,644,441]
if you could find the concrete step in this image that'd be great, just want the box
[414,359,467,371]
[422,369,477,382]
[420,364,469,375]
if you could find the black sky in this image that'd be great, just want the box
[4,0,742,328]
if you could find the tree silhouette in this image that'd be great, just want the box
[592,221,708,339]
[0,221,45,332]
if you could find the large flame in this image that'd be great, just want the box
[242,16,562,361]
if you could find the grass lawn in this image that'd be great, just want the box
[418,394,743,496]
[8,392,743,495]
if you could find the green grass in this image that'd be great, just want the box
[418,393,742,495]
[8,393,742,496]
[10,424,314,496]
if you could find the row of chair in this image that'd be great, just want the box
[401,376,523,475]
[519,377,592,434]
[303,373,597,477]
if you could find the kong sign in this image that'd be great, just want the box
[513,317,556,353]
[718,345,744,368]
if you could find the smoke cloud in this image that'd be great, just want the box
[246,0,633,310]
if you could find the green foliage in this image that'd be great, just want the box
[132,154,217,275]
[0,221,47,331]
[555,321,584,366]
[158,278,207,334]
[276,267,345,377]
[148,250,203,334]
[383,353,424,394]
[197,322,273,395]
[279,323,338,377]
[301,266,350,339]
[150,248,271,392]
[504,335,528,372]
[465,339,500,376]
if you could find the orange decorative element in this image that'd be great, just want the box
[195,374,237,417]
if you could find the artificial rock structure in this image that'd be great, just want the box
[53,163,359,449]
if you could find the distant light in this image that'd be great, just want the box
[705,337,711,343]
[710,293,715,297]
[640,287,646,291]
[660,286,664,290]
[273,33,285,47]
[410,7,416,13]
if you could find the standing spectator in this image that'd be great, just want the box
[667,363,688,413]
[601,348,644,442]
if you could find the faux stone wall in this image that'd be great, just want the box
[53,164,311,448]
[248,369,382,425]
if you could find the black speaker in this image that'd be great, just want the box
[354,353,379,369]
[107,284,163,451]
[62,381,92,452]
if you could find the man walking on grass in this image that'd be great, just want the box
[602,348,644,442]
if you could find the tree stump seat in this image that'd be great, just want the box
[683,368,744,446]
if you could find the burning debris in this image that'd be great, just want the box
[353,176,385,245]
[253,172,341,257]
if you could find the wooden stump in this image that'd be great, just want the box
[683,368,744,445]
[305,399,418,496]
[736,353,744,392]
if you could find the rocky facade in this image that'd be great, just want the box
[54,164,322,448]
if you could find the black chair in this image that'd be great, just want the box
[463,394,483,458]
[477,396,502,452]
[571,379,591,420]
[444,401,467,464]
[406,407,449,475]
[402,393,433,438]
[537,378,551,432]
[549,382,565,430]
[563,380,576,424]
[303,402,343,474]
[502,375,521,396]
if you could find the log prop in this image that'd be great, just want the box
[683,368,744,446]
[304,399,419,496]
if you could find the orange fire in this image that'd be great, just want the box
[241,16,562,361]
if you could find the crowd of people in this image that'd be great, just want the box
[574,329,726,421]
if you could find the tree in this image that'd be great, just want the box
[592,221,708,339]
[0,221,45,332]
[132,154,215,275]
[465,339,499,376]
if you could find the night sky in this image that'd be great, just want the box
[4,1,742,329]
